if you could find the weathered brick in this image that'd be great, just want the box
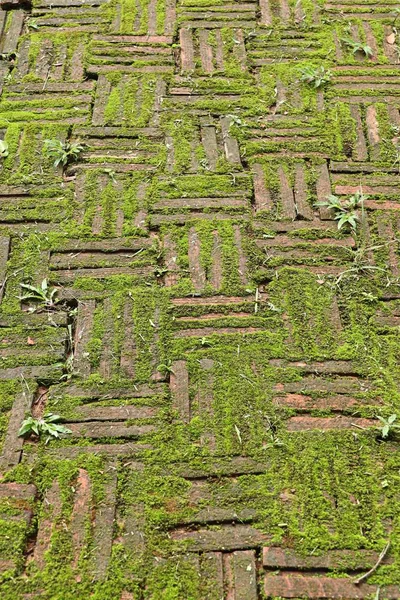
[264,573,399,599]
[263,547,382,570]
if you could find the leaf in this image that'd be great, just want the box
[20,283,42,293]
[0,140,9,158]
[44,413,60,422]
[234,424,242,444]
[49,288,58,301]
[18,419,35,436]
[387,32,396,44]
[388,414,397,424]
[382,424,390,438]
[52,424,72,434]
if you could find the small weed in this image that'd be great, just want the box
[44,139,84,167]
[300,65,332,88]
[317,191,366,231]
[18,413,71,444]
[334,242,388,286]
[103,168,117,183]
[18,279,60,310]
[341,38,373,58]
[56,354,75,381]
[26,18,39,30]
[0,140,8,158]
[377,414,400,439]
[154,266,168,278]
[157,361,175,375]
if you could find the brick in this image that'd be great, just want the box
[73,300,95,378]
[264,573,400,599]
[36,445,149,460]
[67,422,155,439]
[252,163,273,212]
[226,550,258,600]
[68,405,158,422]
[263,547,383,570]
[365,105,380,161]
[33,480,62,569]
[180,29,195,72]
[70,469,91,569]
[200,552,224,599]
[171,524,271,551]
[220,116,242,165]
[286,415,378,431]
[278,166,296,220]
[0,483,36,500]
[170,360,190,422]
[315,163,333,220]
[0,390,32,469]
[188,228,206,292]
[294,163,313,220]
[92,468,117,580]
[174,456,269,478]
[0,236,10,303]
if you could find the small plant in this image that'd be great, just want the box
[56,322,76,381]
[26,18,39,30]
[18,413,71,444]
[19,279,60,309]
[103,168,117,183]
[300,65,332,88]
[154,266,168,278]
[44,139,84,167]
[341,38,373,58]
[377,414,400,439]
[317,191,366,231]
[0,140,8,158]
[157,361,175,375]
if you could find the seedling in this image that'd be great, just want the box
[18,413,71,444]
[19,279,60,309]
[377,414,400,439]
[103,168,117,183]
[317,191,366,231]
[44,139,84,167]
[341,38,373,58]
[157,361,175,375]
[0,140,8,158]
[26,18,39,30]
[300,65,332,88]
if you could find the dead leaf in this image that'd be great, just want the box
[387,32,396,45]
[27,337,35,345]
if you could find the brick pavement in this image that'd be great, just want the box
[0,0,399,598]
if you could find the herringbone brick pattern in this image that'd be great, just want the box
[0,0,399,598]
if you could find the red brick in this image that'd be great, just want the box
[264,573,399,599]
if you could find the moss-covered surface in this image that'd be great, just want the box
[0,0,399,597]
